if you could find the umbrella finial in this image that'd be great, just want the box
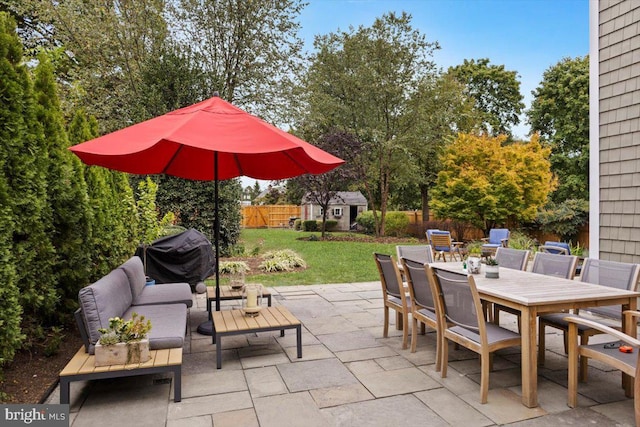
[213,91,219,97]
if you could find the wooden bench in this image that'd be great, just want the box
[212,306,301,369]
[207,285,272,312]
[59,347,182,404]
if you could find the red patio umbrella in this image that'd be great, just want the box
[70,95,344,331]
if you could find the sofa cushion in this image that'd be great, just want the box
[78,269,133,353]
[133,283,193,308]
[124,304,187,350]
[119,256,147,300]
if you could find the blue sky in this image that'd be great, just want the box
[244,0,589,187]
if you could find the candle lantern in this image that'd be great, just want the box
[242,284,263,317]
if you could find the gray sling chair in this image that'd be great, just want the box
[401,258,441,370]
[374,253,411,349]
[427,265,521,403]
[490,247,531,324]
[538,258,640,381]
[396,245,434,267]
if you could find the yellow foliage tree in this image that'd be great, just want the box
[430,133,556,234]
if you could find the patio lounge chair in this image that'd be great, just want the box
[481,228,510,255]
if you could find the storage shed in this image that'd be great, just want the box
[301,191,367,231]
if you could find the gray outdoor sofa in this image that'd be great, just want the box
[75,255,193,354]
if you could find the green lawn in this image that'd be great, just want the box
[232,228,417,286]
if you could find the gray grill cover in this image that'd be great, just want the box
[136,228,215,284]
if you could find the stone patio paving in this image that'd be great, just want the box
[46,282,637,426]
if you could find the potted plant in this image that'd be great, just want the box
[485,256,500,278]
[95,313,152,366]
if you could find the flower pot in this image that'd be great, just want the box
[485,265,499,279]
[95,339,150,366]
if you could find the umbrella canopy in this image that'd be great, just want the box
[70,95,344,322]
[70,96,344,180]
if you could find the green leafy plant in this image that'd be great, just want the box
[259,249,306,272]
[219,261,250,275]
[485,256,499,266]
[384,212,411,237]
[507,230,537,251]
[98,313,152,345]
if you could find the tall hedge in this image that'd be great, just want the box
[0,13,58,339]
[67,110,137,280]
[33,52,93,319]
[0,167,23,365]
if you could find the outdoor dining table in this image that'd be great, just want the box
[430,261,640,408]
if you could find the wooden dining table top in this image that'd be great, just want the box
[429,262,640,307]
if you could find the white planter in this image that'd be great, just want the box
[485,265,499,279]
[95,339,150,366]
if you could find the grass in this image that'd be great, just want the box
[229,228,414,286]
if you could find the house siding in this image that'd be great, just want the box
[599,0,640,262]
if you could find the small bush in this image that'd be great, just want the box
[302,220,318,232]
[294,219,302,230]
[355,211,376,235]
[227,244,246,257]
[385,212,410,237]
[219,261,250,274]
[508,230,537,251]
[259,249,306,272]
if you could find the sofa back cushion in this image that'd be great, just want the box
[119,256,146,300]
[78,268,133,353]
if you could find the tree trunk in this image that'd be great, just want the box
[420,185,430,231]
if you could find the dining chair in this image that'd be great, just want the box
[538,258,640,380]
[427,264,521,403]
[565,310,640,423]
[396,245,433,267]
[374,253,411,349]
[401,258,441,369]
[490,247,531,325]
[429,231,461,262]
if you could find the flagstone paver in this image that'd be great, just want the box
[50,282,637,427]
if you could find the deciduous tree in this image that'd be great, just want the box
[447,58,525,138]
[292,130,362,237]
[304,12,439,236]
[527,56,589,203]
[430,134,555,234]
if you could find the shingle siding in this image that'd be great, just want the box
[599,0,640,262]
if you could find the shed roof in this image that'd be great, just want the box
[302,191,367,205]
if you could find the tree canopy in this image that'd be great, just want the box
[447,58,525,138]
[430,133,555,233]
[303,12,439,236]
[527,56,589,203]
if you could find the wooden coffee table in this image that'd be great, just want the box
[59,347,182,404]
[207,285,272,312]
[211,306,302,369]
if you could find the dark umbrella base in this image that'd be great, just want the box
[197,320,214,336]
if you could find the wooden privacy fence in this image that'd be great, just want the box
[242,205,301,228]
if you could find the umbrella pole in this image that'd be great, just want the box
[198,152,221,336]
[214,152,221,312]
